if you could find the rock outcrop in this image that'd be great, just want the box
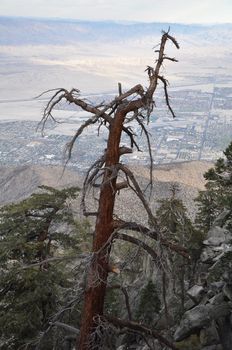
[174,218,232,350]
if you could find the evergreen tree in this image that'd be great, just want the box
[0,186,82,349]
[136,280,161,326]
[195,141,232,231]
[156,184,195,246]
[195,189,218,232]
[156,185,204,310]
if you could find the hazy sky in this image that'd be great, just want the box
[0,0,231,24]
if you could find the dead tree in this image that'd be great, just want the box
[40,30,187,350]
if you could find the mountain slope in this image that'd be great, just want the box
[0,162,212,221]
[0,165,82,205]
[131,160,212,191]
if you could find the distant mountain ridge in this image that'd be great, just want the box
[1,16,232,45]
[0,162,212,220]
[0,165,82,205]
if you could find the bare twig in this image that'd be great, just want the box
[135,115,153,191]
[117,163,158,227]
[103,315,179,350]
[114,232,161,267]
[107,284,132,320]
[20,255,79,270]
[158,75,176,118]
[113,219,190,259]
[50,321,80,335]
[38,31,180,349]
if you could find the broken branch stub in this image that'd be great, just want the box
[39,30,180,350]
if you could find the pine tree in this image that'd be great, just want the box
[195,189,218,232]
[195,141,232,231]
[0,186,82,349]
[136,280,161,326]
[156,185,203,311]
[156,184,195,246]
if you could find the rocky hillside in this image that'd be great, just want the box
[0,165,82,205]
[128,161,212,219]
[0,161,212,220]
[173,211,232,350]
[131,161,212,191]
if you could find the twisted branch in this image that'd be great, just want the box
[103,315,178,350]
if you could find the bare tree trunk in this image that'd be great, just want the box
[78,110,126,349]
[40,31,180,350]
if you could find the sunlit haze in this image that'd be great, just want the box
[0,0,232,24]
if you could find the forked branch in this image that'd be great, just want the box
[38,30,180,350]
[103,316,178,350]
[113,219,190,259]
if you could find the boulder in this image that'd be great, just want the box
[187,285,205,304]
[208,250,232,283]
[209,281,224,291]
[174,303,231,342]
[208,292,224,305]
[199,324,220,346]
[203,226,232,247]
[212,209,231,227]
[201,247,217,264]
[174,305,211,341]
[175,212,232,349]
[184,298,196,311]
[174,334,201,349]
[223,284,232,301]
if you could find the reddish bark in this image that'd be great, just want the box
[40,31,180,350]
[76,32,180,349]
[78,110,127,349]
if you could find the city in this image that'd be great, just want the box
[1,84,232,172]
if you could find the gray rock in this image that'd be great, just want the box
[201,247,217,263]
[212,244,232,253]
[223,284,232,301]
[187,285,205,303]
[203,226,232,247]
[200,324,220,346]
[208,292,225,305]
[174,305,211,341]
[207,290,215,299]
[213,209,231,227]
[210,281,224,291]
[174,303,231,341]
[211,246,232,265]
[208,302,231,320]
[222,269,232,283]
[184,298,196,311]
[216,316,232,350]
